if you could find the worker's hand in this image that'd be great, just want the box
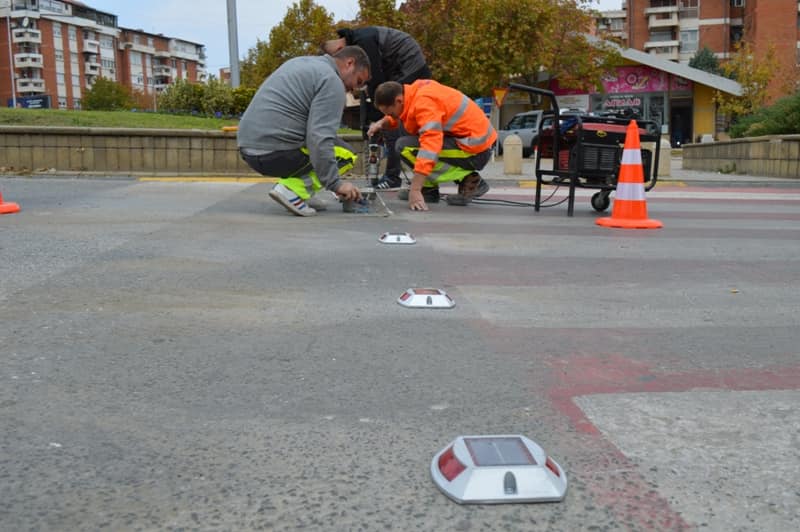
[335,181,362,202]
[367,120,384,138]
[408,189,429,211]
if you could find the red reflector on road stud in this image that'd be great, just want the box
[438,446,466,481]
[545,456,560,477]
[399,292,411,302]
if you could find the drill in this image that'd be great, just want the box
[366,137,382,186]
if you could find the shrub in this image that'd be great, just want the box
[729,91,800,138]
[83,77,134,110]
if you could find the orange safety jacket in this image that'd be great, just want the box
[386,79,497,176]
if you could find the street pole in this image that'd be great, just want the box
[5,12,18,108]
[226,0,240,88]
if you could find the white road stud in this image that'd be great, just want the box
[431,435,567,504]
[397,288,454,309]
[379,232,416,245]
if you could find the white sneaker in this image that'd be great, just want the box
[268,183,317,217]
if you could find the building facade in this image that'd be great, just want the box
[1,0,206,109]
[597,0,800,101]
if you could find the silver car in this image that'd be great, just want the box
[496,110,543,157]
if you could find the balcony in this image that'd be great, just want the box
[14,52,43,68]
[83,39,100,53]
[122,41,156,54]
[154,50,171,59]
[85,61,101,75]
[644,5,678,16]
[17,78,46,93]
[648,12,678,29]
[12,28,42,44]
[647,47,679,61]
[153,64,171,76]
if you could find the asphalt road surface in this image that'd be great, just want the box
[1,177,799,531]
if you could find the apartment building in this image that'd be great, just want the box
[597,0,800,100]
[0,0,206,109]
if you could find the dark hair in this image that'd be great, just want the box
[333,45,371,74]
[374,81,403,107]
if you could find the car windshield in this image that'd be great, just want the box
[505,114,538,130]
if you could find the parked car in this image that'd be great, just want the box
[496,110,543,157]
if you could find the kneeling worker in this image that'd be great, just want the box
[238,46,371,216]
[368,80,496,211]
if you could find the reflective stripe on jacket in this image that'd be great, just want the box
[388,79,497,176]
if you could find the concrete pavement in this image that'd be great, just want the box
[1,174,799,531]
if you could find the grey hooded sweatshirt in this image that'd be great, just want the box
[237,55,346,191]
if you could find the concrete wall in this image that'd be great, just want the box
[0,126,366,176]
[683,135,800,178]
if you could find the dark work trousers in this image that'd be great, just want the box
[239,137,356,180]
[396,135,492,181]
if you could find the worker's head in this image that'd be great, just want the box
[374,81,404,118]
[332,45,371,92]
[321,37,347,56]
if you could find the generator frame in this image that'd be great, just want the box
[509,83,660,217]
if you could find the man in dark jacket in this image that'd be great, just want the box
[323,26,431,190]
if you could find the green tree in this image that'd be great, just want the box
[232,86,257,115]
[400,0,618,96]
[83,77,134,110]
[157,78,205,114]
[714,42,778,119]
[357,0,399,26]
[201,77,235,116]
[689,46,720,75]
[240,0,334,87]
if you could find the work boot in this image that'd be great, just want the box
[446,173,489,206]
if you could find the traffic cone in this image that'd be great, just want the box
[596,120,662,229]
[0,188,20,215]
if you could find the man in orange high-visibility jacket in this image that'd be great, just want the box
[368,80,496,211]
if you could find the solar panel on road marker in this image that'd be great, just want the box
[397,288,454,309]
[431,435,567,504]
[379,232,416,245]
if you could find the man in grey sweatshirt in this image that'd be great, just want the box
[238,46,371,216]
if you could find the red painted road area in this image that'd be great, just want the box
[544,355,800,531]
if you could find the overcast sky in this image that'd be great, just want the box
[83,0,622,75]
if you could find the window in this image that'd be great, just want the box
[54,50,64,61]
[58,97,67,109]
[52,22,61,38]
[56,72,65,85]
[147,37,154,47]
[71,74,79,86]
[649,30,673,42]
[99,35,114,49]
[680,30,698,53]
[68,26,76,41]
[40,0,66,13]
[130,52,142,66]
[73,98,81,110]
[70,52,79,64]
[732,0,744,7]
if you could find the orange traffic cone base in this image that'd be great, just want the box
[596,216,662,229]
[0,201,20,215]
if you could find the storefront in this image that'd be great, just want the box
[495,46,741,147]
